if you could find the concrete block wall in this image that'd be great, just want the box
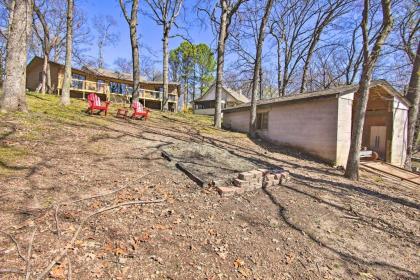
[223,97,341,164]
[258,97,339,163]
[391,100,408,167]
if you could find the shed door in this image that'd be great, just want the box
[370,126,387,159]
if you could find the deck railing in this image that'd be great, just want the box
[58,77,177,102]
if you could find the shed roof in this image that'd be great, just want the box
[222,80,410,113]
[193,83,250,103]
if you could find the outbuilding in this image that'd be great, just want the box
[191,83,249,115]
[222,80,410,167]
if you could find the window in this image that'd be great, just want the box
[256,112,268,130]
[97,80,106,92]
[110,82,133,95]
[71,73,85,89]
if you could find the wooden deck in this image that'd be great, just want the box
[57,78,177,102]
[361,161,420,185]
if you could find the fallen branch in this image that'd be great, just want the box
[0,268,24,274]
[25,229,36,280]
[0,230,27,262]
[54,171,159,236]
[36,198,165,280]
[67,254,72,280]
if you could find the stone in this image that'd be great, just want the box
[233,178,249,188]
[212,179,226,187]
[216,187,237,197]
[249,170,263,178]
[238,172,254,181]
[257,168,269,176]
[279,172,291,184]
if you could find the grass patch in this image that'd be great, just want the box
[0,146,28,175]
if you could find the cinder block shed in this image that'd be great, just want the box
[222,80,410,167]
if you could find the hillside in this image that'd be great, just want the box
[0,93,419,279]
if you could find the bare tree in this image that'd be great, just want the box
[114,57,132,73]
[119,0,140,103]
[270,0,317,96]
[344,0,393,180]
[33,1,59,93]
[343,21,364,85]
[0,0,33,112]
[306,47,347,90]
[144,0,184,111]
[205,0,248,128]
[269,15,285,96]
[0,0,14,81]
[92,15,118,68]
[299,0,351,93]
[60,0,73,106]
[249,0,274,137]
[404,41,419,169]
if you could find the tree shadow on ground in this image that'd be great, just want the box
[261,186,419,279]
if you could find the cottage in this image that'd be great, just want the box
[191,83,249,115]
[222,80,410,167]
[26,56,181,112]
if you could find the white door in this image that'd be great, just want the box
[370,126,387,159]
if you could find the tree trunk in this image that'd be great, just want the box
[162,28,169,111]
[345,70,372,180]
[129,1,140,103]
[404,41,420,169]
[0,0,33,112]
[259,64,263,99]
[214,7,228,128]
[276,38,282,96]
[281,50,289,96]
[344,0,393,180]
[183,79,188,111]
[61,0,73,106]
[40,54,48,94]
[300,36,318,93]
[192,63,196,101]
[249,0,274,137]
[47,58,52,92]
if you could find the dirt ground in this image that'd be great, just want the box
[0,94,419,279]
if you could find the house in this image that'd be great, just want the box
[222,80,409,168]
[191,83,249,115]
[26,56,181,112]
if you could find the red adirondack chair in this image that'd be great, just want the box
[86,93,110,116]
[131,100,150,120]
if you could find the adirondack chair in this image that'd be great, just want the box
[86,93,110,116]
[131,100,150,120]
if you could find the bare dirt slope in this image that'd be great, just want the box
[0,94,419,279]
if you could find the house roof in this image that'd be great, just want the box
[193,83,250,103]
[28,56,180,86]
[222,80,410,113]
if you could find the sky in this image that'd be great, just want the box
[81,0,214,70]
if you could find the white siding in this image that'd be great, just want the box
[335,94,354,167]
[391,98,408,167]
[194,108,215,115]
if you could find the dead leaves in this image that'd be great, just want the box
[234,258,252,278]
[49,261,68,279]
[234,258,245,268]
[101,242,128,256]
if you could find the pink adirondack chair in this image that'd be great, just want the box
[86,93,110,116]
[131,100,150,120]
